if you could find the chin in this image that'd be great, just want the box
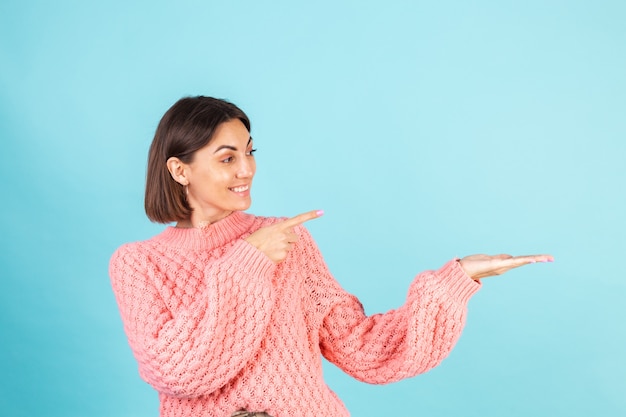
[232,200,252,212]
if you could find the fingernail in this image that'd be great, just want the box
[316,210,324,216]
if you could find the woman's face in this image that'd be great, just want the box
[179,118,256,225]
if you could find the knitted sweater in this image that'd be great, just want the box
[109,211,480,417]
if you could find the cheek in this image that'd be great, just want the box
[205,167,230,183]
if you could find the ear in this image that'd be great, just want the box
[166,157,189,186]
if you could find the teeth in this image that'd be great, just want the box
[231,185,249,192]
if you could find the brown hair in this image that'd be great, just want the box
[144,96,251,223]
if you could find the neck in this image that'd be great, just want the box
[177,210,234,229]
[157,211,255,251]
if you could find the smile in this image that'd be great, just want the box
[230,185,249,193]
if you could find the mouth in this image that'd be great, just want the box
[229,185,250,193]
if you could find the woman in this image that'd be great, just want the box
[109,96,553,417]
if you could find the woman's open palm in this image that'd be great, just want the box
[459,254,554,280]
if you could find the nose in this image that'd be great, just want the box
[236,157,255,179]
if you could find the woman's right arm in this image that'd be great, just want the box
[109,239,277,398]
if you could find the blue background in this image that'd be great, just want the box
[1,1,625,416]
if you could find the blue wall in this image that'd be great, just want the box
[1,1,624,416]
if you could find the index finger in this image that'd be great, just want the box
[279,209,324,229]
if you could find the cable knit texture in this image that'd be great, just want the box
[109,211,480,417]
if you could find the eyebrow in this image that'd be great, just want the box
[213,137,252,154]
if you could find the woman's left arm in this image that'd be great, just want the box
[299,228,552,384]
[317,257,479,384]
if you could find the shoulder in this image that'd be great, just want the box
[109,232,165,272]
[109,241,149,275]
[110,240,143,261]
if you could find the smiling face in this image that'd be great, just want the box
[166,118,256,227]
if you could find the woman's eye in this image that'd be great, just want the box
[247,148,257,156]
[222,156,234,163]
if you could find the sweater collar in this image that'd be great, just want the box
[152,211,256,250]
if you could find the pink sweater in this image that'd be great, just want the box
[109,211,480,417]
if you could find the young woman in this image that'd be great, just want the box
[109,96,553,417]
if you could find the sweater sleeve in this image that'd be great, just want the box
[297,228,480,385]
[109,239,277,398]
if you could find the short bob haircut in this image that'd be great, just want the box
[145,96,251,223]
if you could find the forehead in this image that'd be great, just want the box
[209,119,251,146]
